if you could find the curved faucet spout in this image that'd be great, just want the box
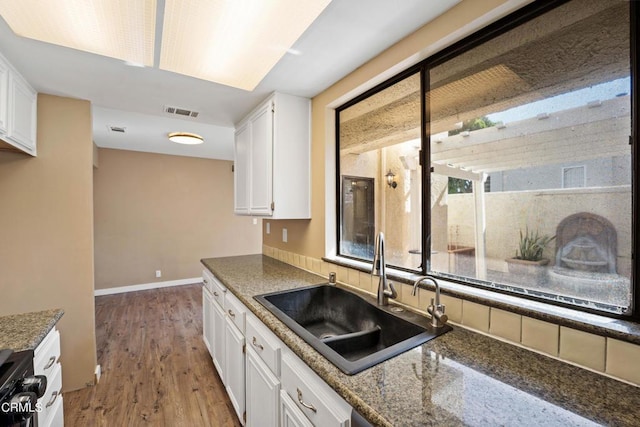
[412,275,448,328]
[372,232,397,306]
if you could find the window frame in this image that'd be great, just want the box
[335,64,426,273]
[335,0,639,321]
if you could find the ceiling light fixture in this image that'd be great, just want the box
[0,0,156,66]
[159,0,331,91]
[168,132,204,145]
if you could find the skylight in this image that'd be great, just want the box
[0,0,331,91]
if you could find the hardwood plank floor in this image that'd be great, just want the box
[64,284,241,427]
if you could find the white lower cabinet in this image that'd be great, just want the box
[202,287,213,354]
[280,352,351,427]
[34,327,63,427]
[245,314,282,426]
[246,345,280,427]
[225,294,246,424]
[212,300,226,382]
[202,270,355,427]
[280,390,313,427]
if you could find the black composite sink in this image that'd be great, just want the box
[254,284,451,375]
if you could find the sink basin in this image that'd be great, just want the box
[254,284,451,375]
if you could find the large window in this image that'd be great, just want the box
[338,70,422,270]
[337,0,637,317]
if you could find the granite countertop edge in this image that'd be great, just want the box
[201,255,640,427]
[0,309,64,352]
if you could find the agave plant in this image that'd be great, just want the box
[515,227,556,261]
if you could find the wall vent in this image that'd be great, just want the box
[164,105,199,118]
[108,126,126,133]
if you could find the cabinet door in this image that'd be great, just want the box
[249,102,273,215]
[212,301,226,383]
[234,122,250,214]
[280,390,313,427]
[0,56,8,135]
[281,352,351,427]
[246,347,279,427]
[7,72,36,152]
[225,318,246,424]
[202,287,213,356]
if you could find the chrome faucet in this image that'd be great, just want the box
[372,232,397,306]
[412,275,448,328]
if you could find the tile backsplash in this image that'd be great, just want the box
[263,245,640,388]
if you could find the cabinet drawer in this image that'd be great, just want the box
[211,275,226,309]
[246,315,281,376]
[38,363,62,427]
[42,391,63,427]
[34,328,61,377]
[202,269,215,293]
[225,292,246,334]
[281,352,351,427]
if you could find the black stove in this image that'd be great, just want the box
[0,349,46,427]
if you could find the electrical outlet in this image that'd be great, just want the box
[266,222,270,234]
[252,218,258,225]
[282,228,288,243]
[155,270,162,278]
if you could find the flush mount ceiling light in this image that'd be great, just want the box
[168,132,204,145]
[0,0,156,66]
[160,0,332,91]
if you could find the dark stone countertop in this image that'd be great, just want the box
[202,255,640,427]
[0,309,64,352]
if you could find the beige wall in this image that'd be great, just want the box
[263,0,520,258]
[0,94,96,392]
[94,148,262,289]
[445,187,632,276]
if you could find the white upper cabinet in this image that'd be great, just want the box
[234,122,251,215]
[234,92,310,219]
[0,56,8,135]
[0,51,37,156]
[249,102,274,216]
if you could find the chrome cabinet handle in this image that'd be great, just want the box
[46,390,60,408]
[43,356,56,370]
[252,336,263,351]
[297,388,317,413]
[228,309,235,318]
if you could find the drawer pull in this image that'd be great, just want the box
[252,336,263,351]
[43,356,56,370]
[213,291,219,297]
[228,309,236,318]
[297,388,317,413]
[46,390,60,408]
[203,279,208,284]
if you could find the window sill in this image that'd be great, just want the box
[322,255,640,346]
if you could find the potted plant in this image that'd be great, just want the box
[505,228,556,285]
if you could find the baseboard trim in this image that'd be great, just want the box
[94,277,202,296]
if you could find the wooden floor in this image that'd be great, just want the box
[64,284,241,427]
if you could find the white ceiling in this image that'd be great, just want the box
[0,0,461,160]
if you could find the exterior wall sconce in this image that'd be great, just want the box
[385,170,397,189]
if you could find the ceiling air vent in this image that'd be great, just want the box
[164,105,199,118]
[108,126,126,133]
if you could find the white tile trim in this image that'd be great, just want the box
[94,277,201,296]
